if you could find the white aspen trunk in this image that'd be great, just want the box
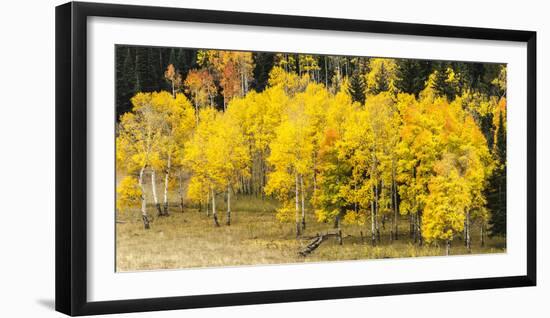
[244,73,249,94]
[211,187,219,226]
[312,152,317,206]
[205,190,210,217]
[162,171,169,216]
[390,182,395,242]
[374,182,380,242]
[138,165,150,229]
[466,210,471,252]
[295,171,300,237]
[162,153,171,216]
[300,174,306,230]
[324,56,328,87]
[240,72,244,97]
[481,223,486,247]
[392,165,398,241]
[226,183,231,226]
[151,170,162,216]
[371,198,376,246]
[258,151,264,200]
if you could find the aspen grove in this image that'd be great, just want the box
[116,48,507,260]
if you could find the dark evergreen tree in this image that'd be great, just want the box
[371,62,390,94]
[116,47,136,119]
[251,52,275,92]
[147,47,160,91]
[134,47,148,92]
[395,59,431,96]
[488,111,507,237]
[496,111,506,163]
[432,62,459,101]
[168,48,176,67]
[348,70,365,104]
[480,113,495,150]
[487,164,506,237]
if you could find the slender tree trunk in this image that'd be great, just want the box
[446,240,451,256]
[206,189,210,217]
[336,209,343,245]
[464,219,468,246]
[300,174,306,230]
[324,56,328,88]
[259,151,265,200]
[410,213,416,241]
[390,192,395,243]
[178,172,184,213]
[466,210,471,252]
[374,182,380,242]
[138,166,150,229]
[480,221,485,247]
[371,198,376,246]
[226,183,231,226]
[151,170,163,216]
[211,187,219,226]
[295,172,301,238]
[312,153,318,206]
[162,154,171,216]
[392,166,398,240]
[416,212,423,246]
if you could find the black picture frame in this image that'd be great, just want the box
[55,1,536,316]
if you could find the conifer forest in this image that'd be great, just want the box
[115,46,507,271]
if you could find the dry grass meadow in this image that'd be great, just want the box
[116,194,506,272]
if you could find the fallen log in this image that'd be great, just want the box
[298,231,342,256]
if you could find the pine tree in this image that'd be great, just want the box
[168,48,176,67]
[116,47,136,118]
[251,52,275,92]
[348,71,365,104]
[372,62,390,94]
[432,63,459,101]
[488,110,507,237]
[395,59,431,96]
[496,111,506,163]
[134,47,148,92]
[147,48,160,91]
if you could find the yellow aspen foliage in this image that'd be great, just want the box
[115,59,504,242]
[422,165,469,243]
[184,105,250,205]
[314,128,352,224]
[268,66,309,95]
[116,176,142,212]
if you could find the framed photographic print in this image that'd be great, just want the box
[55,1,536,316]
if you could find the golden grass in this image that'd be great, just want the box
[116,195,506,272]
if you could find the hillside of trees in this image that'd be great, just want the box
[115,46,507,257]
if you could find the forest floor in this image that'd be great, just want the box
[116,195,506,272]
